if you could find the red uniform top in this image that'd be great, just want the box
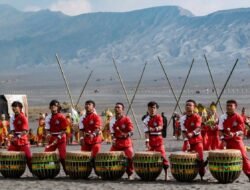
[143,114,163,147]
[110,116,133,148]
[10,112,29,132]
[180,113,202,144]
[79,112,102,145]
[218,113,244,142]
[45,113,68,133]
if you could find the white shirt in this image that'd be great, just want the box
[142,115,150,133]
[78,114,86,130]
[45,114,52,130]
[180,115,187,131]
[9,114,15,131]
[218,114,228,130]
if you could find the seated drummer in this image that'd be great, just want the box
[109,102,134,180]
[180,99,206,180]
[45,100,68,174]
[143,101,169,181]
[218,99,250,181]
[79,100,102,159]
[8,101,32,172]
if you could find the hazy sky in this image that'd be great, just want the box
[0,0,250,16]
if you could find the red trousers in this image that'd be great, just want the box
[110,145,134,176]
[183,142,205,178]
[8,143,32,172]
[202,129,209,151]
[191,143,205,178]
[45,135,66,173]
[37,135,43,143]
[149,144,169,169]
[81,143,101,158]
[226,140,250,176]
[206,134,221,150]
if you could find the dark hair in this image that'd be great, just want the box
[227,99,238,107]
[85,100,96,107]
[11,101,23,109]
[116,102,125,110]
[186,99,197,106]
[147,101,159,109]
[49,100,61,112]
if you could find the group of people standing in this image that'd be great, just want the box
[3,98,250,181]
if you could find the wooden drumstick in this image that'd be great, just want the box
[45,138,58,149]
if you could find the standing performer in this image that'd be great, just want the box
[45,100,68,174]
[218,100,250,181]
[0,115,8,148]
[79,100,102,158]
[198,104,208,150]
[180,99,206,180]
[161,112,168,138]
[241,107,250,139]
[109,102,134,180]
[143,101,169,181]
[8,101,32,172]
[102,110,113,144]
[1,114,10,132]
[172,114,177,139]
[37,113,45,146]
[173,113,181,140]
[205,102,220,150]
[65,113,73,145]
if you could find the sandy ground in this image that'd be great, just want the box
[0,134,250,190]
[1,76,250,189]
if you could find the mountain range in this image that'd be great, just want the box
[0,4,249,75]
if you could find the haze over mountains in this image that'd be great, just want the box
[0,4,249,70]
[0,4,250,107]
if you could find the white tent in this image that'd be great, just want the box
[0,95,28,117]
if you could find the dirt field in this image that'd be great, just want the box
[0,135,250,190]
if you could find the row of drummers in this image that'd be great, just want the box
[0,99,250,183]
[0,148,244,183]
[173,102,250,150]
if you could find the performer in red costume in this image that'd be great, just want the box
[143,101,169,181]
[180,99,206,180]
[218,99,250,181]
[79,100,102,158]
[241,107,250,138]
[198,104,208,150]
[37,113,45,146]
[45,100,68,174]
[109,102,134,180]
[8,101,32,172]
[205,102,221,150]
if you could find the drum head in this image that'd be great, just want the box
[134,151,162,157]
[170,151,198,159]
[66,151,91,156]
[97,151,125,157]
[208,149,242,157]
[0,151,25,156]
